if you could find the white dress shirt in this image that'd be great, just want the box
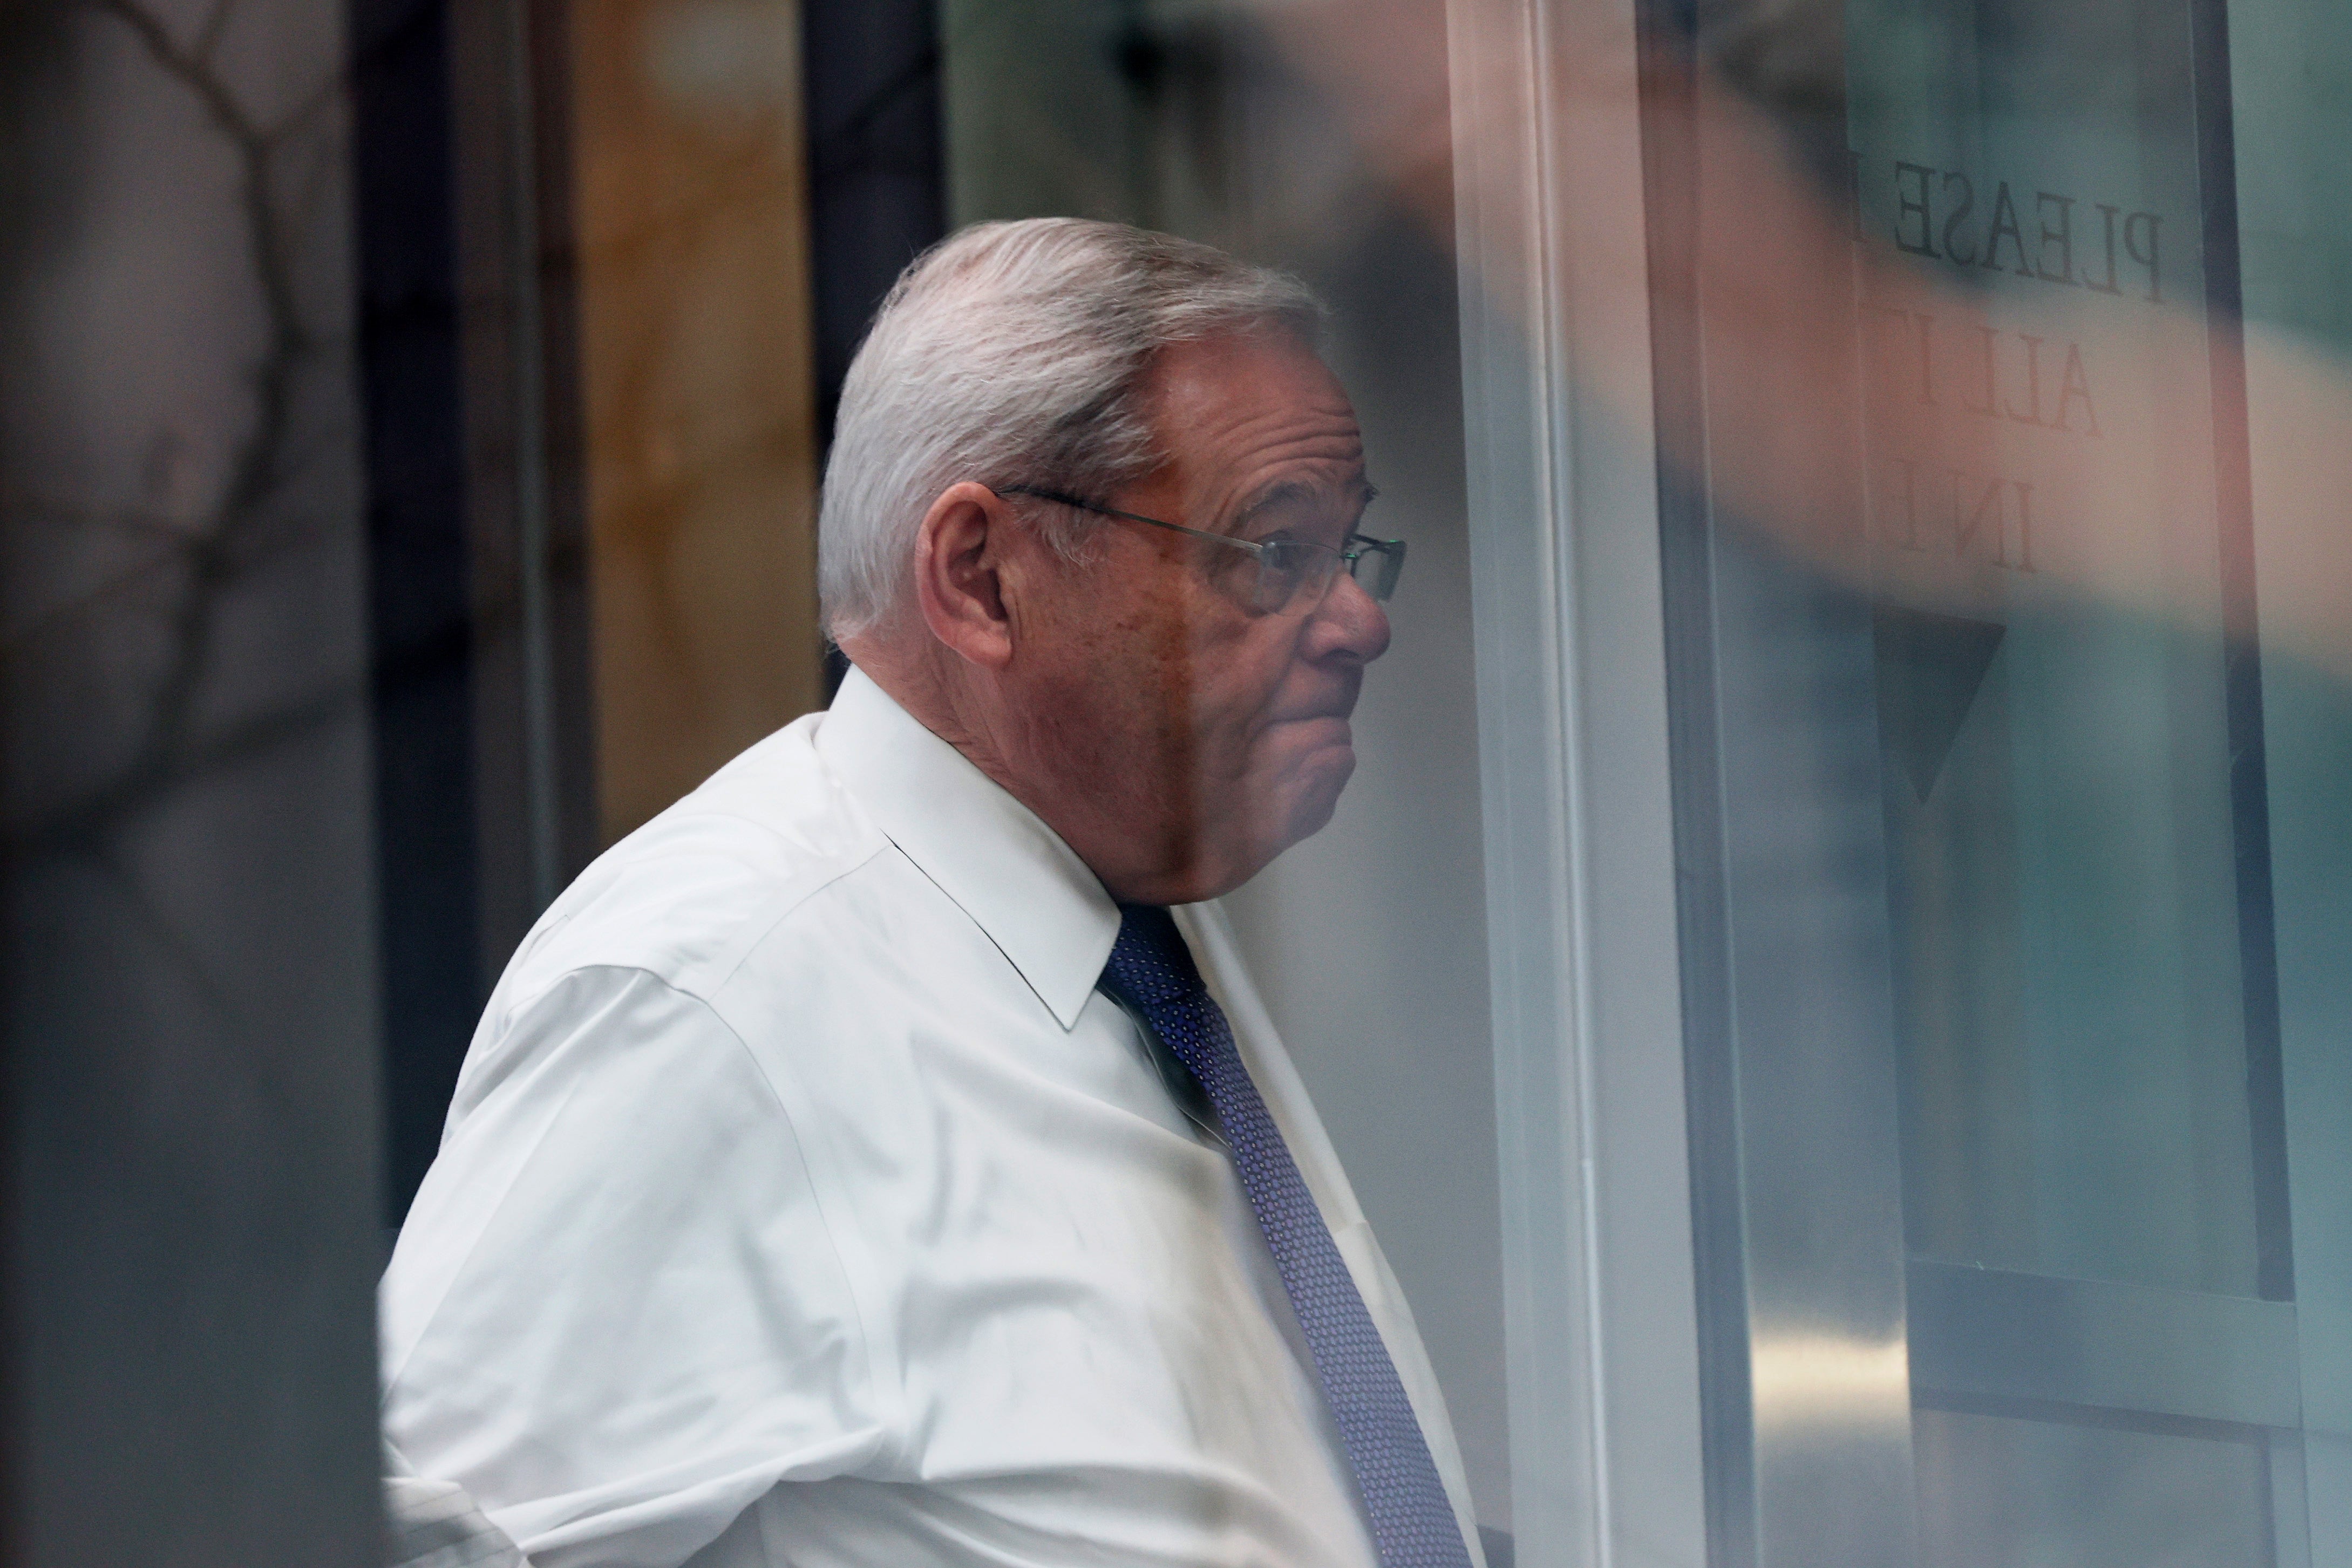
[380,667,1485,1568]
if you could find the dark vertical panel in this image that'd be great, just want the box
[350,0,484,1224]
[524,0,603,890]
[357,0,601,1224]
[447,0,546,981]
[801,0,946,693]
[0,10,68,1552]
[801,0,947,447]
[2189,0,2294,1305]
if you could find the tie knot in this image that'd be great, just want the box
[1103,904,1206,1008]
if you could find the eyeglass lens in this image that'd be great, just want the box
[1250,537,1404,612]
[1356,538,1405,601]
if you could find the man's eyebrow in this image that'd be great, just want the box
[1233,476,1378,528]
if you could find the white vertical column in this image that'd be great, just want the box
[1449,3,1708,1564]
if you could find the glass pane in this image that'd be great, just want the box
[0,0,390,1552]
[940,0,1509,1544]
[1846,0,2270,1298]
[1645,0,2352,1555]
[566,0,828,844]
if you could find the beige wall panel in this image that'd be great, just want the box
[569,0,824,843]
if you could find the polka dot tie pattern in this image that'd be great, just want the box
[1100,905,1474,1568]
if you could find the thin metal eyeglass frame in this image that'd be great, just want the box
[997,484,1406,608]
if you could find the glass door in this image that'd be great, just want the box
[1635,0,2352,1557]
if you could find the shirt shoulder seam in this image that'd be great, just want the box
[518,827,894,1016]
[691,827,894,1001]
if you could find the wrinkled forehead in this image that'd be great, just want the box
[1141,329,1368,524]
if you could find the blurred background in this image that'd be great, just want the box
[0,0,2345,1563]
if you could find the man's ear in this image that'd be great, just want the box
[912,481,1016,670]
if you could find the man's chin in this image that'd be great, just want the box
[1303,736,1357,788]
[1275,713,1355,771]
[1194,727,1357,892]
[1278,741,1356,841]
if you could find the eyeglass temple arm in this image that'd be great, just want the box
[996,485,1261,556]
[1003,485,1406,567]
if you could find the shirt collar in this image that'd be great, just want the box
[815,665,1121,1030]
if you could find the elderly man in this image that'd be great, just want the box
[380,219,1482,1568]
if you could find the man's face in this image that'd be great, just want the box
[1010,328,1391,903]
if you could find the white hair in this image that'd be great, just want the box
[817,217,1324,639]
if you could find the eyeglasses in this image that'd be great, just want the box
[998,485,1406,614]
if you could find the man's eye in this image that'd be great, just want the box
[1260,540,1313,570]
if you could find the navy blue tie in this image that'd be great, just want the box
[1100,905,1473,1568]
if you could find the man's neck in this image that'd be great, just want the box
[836,633,1213,907]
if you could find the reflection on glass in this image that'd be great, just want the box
[1838,0,2317,1559]
[1660,0,2344,1553]
[1848,0,2272,1302]
[940,0,1509,1542]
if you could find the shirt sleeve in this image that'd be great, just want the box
[380,965,891,1568]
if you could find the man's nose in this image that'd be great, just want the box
[1306,570,1392,664]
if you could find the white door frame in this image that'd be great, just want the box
[1448,3,1711,1564]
